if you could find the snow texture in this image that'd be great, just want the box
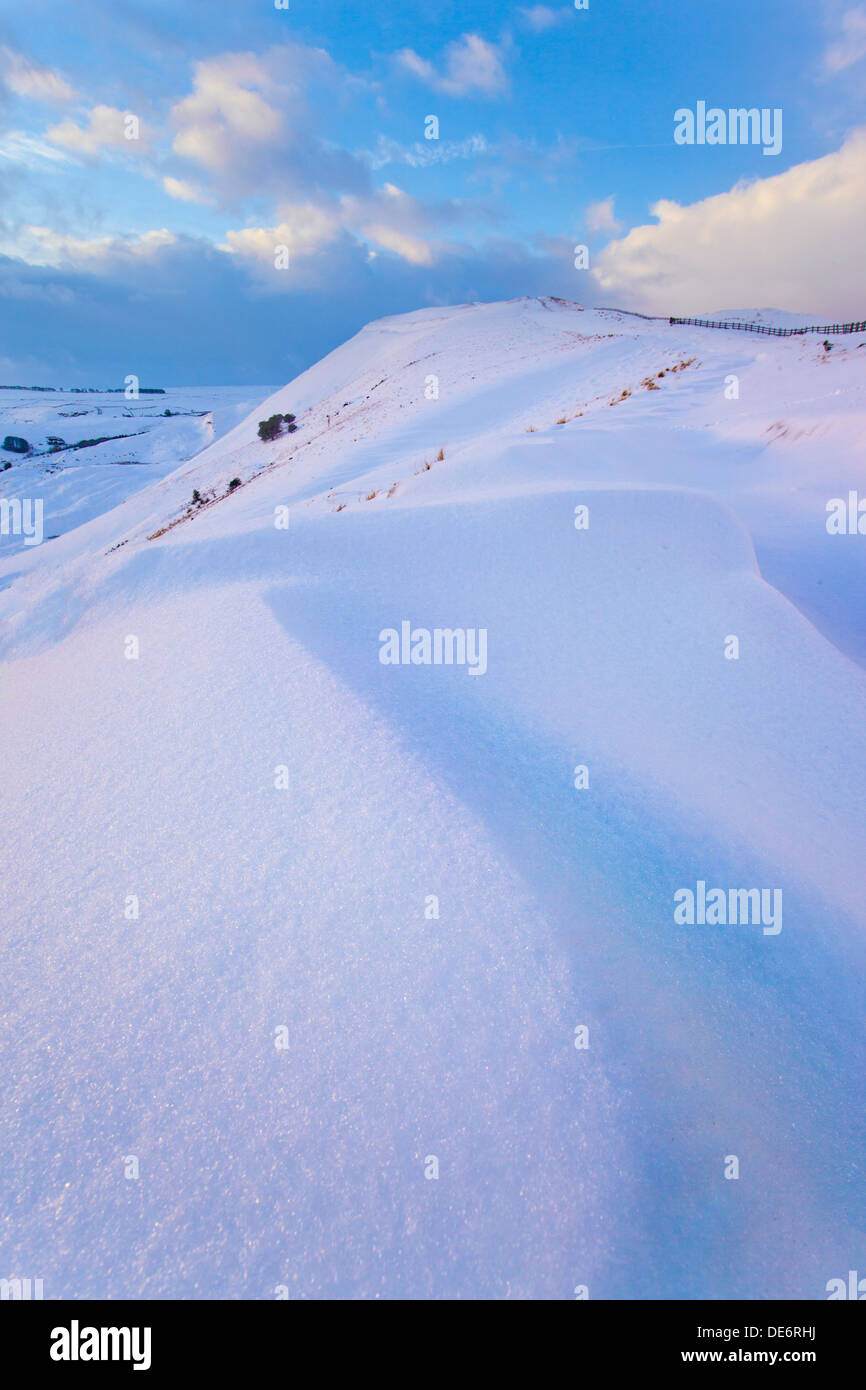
[1,298,864,1298]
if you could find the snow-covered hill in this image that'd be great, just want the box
[1,298,864,1299]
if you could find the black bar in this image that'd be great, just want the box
[4,1297,863,1375]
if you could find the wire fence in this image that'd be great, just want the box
[668,316,866,337]
[595,307,666,322]
[594,307,866,336]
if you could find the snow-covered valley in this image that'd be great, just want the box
[1,298,864,1298]
[0,385,275,562]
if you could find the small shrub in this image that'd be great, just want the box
[228,477,241,492]
[2,435,30,454]
[436,447,445,461]
[192,489,201,504]
[258,413,294,441]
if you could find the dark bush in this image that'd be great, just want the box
[258,412,297,442]
[2,435,30,454]
[258,414,284,441]
[228,478,241,492]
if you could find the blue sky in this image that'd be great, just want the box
[1,0,864,383]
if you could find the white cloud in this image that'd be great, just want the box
[171,54,282,172]
[366,133,488,170]
[223,180,443,272]
[46,105,147,155]
[167,47,369,204]
[162,176,211,205]
[339,183,443,260]
[0,226,175,269]
[0,47,77,104]
[222,204,340,263]
[823,7,866,74]
[358,224,434,265]
[396,34,509,98]
[585,195,623,235]
[593,129,866,317]
[0,131,77,168]
[519,6,571,31]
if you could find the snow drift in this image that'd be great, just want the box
[1,298,864,1298]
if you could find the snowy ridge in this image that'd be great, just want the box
[0,298,865,1298]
